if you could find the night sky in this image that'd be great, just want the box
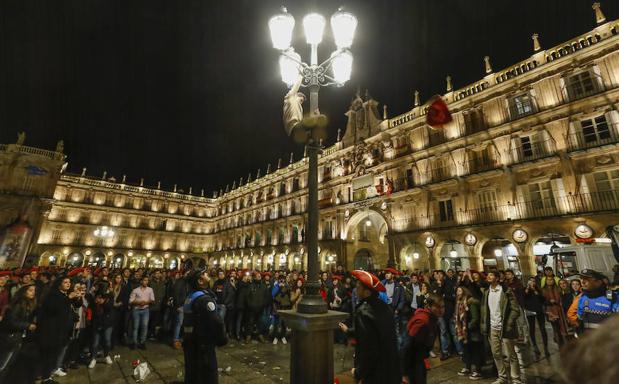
[1,0,618,195]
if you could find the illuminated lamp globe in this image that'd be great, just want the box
[494,249,503,257]
[268,7,295,50]
[331,50,353,85]
[303,13,326,45]
[413,252,420,259]
[365,218,372,227]
[330,8,357,49]
[279,49,302,87]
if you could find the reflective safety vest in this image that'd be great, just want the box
[577,290,619,330]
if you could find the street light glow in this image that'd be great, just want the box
[331,8,357,49]
[303,13,326,45]
[331,50,353,84]
[494,248,503,257]
[268,8,295,50]
[279,49,302,86]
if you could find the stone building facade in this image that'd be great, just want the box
[2,5,619,276]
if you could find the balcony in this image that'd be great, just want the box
[429,166,453,183]
[465,155,501,174]
[394,191,619,231]
[511,138,556,163]
[567,126,619,151]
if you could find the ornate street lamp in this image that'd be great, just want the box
[269,6,356,315]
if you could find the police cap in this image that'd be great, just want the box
[186,268,207,290]
[579,269,607,281]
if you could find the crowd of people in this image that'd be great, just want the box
[0,263,617,384]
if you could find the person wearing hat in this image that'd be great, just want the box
[339,270,400,384]
[182,269,227,384]
[572,269,619,335]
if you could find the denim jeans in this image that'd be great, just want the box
[172,307,184,341]
[131,308,150,345]
[235,310,245,338]
[438,316,463,355]
[91,326,114,357]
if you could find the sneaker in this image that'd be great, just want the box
[52,368,67,377]
[491,380,507,384]
[440,354,450,361]
[137,343,146,350]
[105,356,113,365]
[273,338,278,345]
[458,368,470,376]
[88,359,97,369]
[281,337,287,345]
[42,379,60,384]
[469,372,482,380]
[429,351,437,358]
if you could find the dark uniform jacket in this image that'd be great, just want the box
[348,294,400,384]
[183,289,227,384]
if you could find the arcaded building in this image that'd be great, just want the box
[2,5,619,276]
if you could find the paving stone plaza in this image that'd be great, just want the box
[50,338,562,384]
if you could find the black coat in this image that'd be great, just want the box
[223,281,237,310]
[91,296,115,329]
[349,294,400,384]
[246,281,268,311]
[35,290,75,349]
[235,281,250,310]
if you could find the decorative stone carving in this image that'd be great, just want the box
[595,155,613,165]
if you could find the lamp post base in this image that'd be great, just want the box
[278,310,349,384]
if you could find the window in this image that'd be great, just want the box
[520,136,533,157]
[528,181,555,210]
[593,170,619,205]
[406,168,414,188]
[565,71,598,100]
[358,223,369,241]
[438,199,454,222]
[508,93,535,118]
[464,108,486,134]
[477,190,498,212]
[581,115,611,144]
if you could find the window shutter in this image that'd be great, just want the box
[605,110,619,137]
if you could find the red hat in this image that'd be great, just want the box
[262,272,272,278]
[0,271,12,277]
[67,267,85,277]
[332,275,343,281]
[351,270,386,292]
[384,268,402,276]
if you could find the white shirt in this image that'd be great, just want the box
[488,285,503,331]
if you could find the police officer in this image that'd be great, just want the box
[575,269,619,335]
[339,270,401,384]
[182,269,227,383]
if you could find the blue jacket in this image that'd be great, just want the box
[577,290,619,330]
[381,279,404,312]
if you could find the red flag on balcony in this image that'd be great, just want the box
[426,95,452,128]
